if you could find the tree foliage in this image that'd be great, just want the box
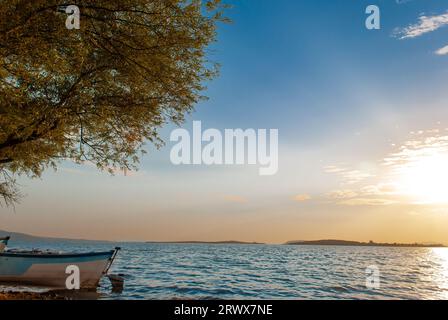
[0,0,227,205]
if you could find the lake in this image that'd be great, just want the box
[2,242,448,300]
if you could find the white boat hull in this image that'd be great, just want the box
[0,251,115,289]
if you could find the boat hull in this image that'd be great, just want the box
[0,251,114,289]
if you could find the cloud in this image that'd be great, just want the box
[327,185,398,206]
[327,190,358,200]
[327,129,448,207]
[338,198,398,206]
[360,183,397,196]
[435,45,448,56]
[396,12,448,39]
[341,170,374,184]
[292,194,311,202]
[223,195,248,204]
[323,166,345,174]
[324,165,373,185]
[383,132,448,172]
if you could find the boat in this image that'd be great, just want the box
[0,236,120,289]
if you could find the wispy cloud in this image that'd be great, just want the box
[323,166,345,174]
[328,184,398,206]
[326,129,448,206]
[292,194,311,202]
[223,195,248,204]
[338,198,398,206]
[360,183,397,196]
[324,165,373,185]
[327,189,358,200]
[395,12,448,39]
[381,130,448,204]
[383,131,448,172]
[435,45,448,56]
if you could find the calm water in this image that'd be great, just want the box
[3,242,448,300]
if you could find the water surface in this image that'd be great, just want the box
[3,242,448,300]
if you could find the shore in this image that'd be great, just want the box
[0,291,63,300]
[0,290,100,300]
[285,239,445,247]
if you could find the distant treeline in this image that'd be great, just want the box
[146,241,265,245]
[285,240,445,248]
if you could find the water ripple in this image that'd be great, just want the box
[5,242,448,299]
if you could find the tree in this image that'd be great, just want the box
[0,0,228,206]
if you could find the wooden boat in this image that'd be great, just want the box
[0,236,120,289]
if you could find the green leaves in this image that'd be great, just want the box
[0,0,227,205]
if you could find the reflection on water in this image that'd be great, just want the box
[3,242,448,300]
[429,248,448,299]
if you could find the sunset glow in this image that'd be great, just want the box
[396,151,448,204]
[384,133,448,205]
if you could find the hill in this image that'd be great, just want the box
[0,230,111,244]
[285,239,445,247]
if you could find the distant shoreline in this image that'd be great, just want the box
[145,241,265,245]
[285,240,445,248]
[2,230,445,247]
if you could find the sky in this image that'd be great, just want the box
[2,0,448,244]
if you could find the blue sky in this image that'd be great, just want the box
[198,0,448,137]
[2,0,448,243]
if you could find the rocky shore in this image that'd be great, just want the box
[0,291,64,300]
[0,290,100,300]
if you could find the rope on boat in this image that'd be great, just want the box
[104,247,125,293]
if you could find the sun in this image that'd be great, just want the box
[396,151,448,204]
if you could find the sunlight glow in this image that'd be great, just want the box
[430,248,448,298]
[396,151,448,204]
